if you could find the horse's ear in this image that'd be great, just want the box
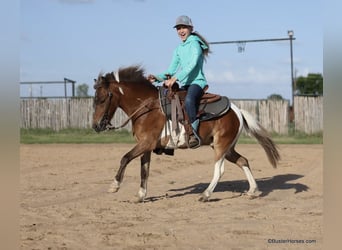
[93,79,98,89]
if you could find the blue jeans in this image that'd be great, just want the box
[184,84,204,123]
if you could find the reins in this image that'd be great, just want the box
[106,94,160,131]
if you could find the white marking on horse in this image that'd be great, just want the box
[118,87,124,95]
[202,155,225,200]
[108,179,120,193]
[138,187,147,201]
[114,71,120,82]
[239,108,260,132]
[160,120,186,148]
[242,166,259,195]
[230,103,244,146]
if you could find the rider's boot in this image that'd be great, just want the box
[188,119,201,149]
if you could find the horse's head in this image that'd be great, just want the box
[92,72,120,132]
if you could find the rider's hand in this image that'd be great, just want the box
[164,77,177,87]
[147,74,156,83]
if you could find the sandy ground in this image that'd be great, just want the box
[20,143,322,250]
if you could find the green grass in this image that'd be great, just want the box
[238,132,323,144]
[20,128,322,144]
[20,128,135,144]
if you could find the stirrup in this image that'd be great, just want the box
[188,131,201,149]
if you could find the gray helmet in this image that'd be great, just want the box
[173,15,193,28]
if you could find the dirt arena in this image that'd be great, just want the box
[20,143,322,250]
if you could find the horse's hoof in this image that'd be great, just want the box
[107,186,119,193]
[198,193,210,202]
[244,190,261,199]
[107,182,120,193]
[137,188,147,202]
[135,197,145,203]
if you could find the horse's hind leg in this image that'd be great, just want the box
[199,154,225,202]
[137,151,151,202]
[225,148,260,197]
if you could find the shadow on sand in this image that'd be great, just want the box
[144,174,309,202]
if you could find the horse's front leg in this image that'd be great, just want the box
[137,151,151,202]
[107,141,155,195]
[107,151,132,193]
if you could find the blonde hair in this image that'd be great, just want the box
[192,31,211,58]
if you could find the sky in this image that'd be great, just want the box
[20,0,323,101]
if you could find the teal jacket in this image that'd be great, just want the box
[156,34,208,89]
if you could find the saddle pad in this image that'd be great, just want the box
[199,96,230,121]
[159,86,230,122]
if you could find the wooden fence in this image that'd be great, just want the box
[232,99,289,135]
[20,96,323,134]
[20,98,132,131]
[294,96,323,134]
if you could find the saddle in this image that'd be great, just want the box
[153,85,230,155]
[159,85,230,123]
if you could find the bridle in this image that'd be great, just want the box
[95,82,160,131]
[101,91,114,128]
[93,85,114,131]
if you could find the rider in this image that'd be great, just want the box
[147,15,210,148]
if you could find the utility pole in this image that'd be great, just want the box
[209,31,296,104]
[287,30,295,106]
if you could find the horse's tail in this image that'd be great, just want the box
[240,109,280,168]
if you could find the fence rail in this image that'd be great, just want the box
[20,96,323,134]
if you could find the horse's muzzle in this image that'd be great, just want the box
[92,117,110,133]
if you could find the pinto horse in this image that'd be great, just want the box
[92,66,280,202]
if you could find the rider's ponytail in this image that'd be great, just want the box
[192,31,211,58]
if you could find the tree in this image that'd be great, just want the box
[267,94,284,100]
[295,73,323,96]
[76,83,89,97]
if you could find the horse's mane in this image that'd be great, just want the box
[97,65,156,90]
[117,65,146,83]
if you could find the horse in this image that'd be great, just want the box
[92,65,280,202]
